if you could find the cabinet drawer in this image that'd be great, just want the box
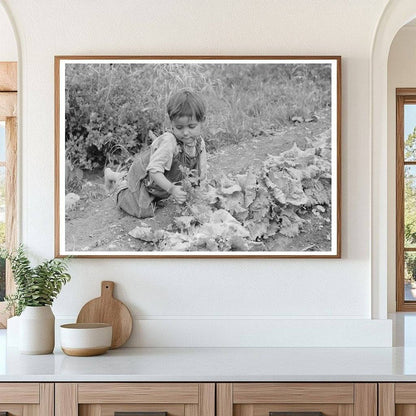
[78,383,200,404]
[56,383,215,416]
[217,383,376,416]
[0,383,53,416]
[0,383,39,403]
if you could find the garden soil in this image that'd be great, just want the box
[65,115,333,253]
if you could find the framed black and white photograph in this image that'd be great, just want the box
[55,56,341,258]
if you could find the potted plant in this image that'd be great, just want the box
[1,245,71,354]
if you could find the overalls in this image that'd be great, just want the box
[117,137,202,218]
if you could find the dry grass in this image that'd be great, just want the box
[66,62,332,168]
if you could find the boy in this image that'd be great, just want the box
[110,89,208,218]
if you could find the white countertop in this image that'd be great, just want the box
[3,313,416,382]
[2,328,416,382]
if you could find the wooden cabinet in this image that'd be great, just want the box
[217,383,377,416]
[55,383,215,416]
[0,381,387,416]
[0,383,53,416]
[379,383,416,416]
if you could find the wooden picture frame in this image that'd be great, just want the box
[55,56,341,258]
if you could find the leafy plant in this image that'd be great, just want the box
[0,245,71,316]
[128,132,332,252]
[65,63,331,171]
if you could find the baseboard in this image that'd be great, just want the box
[56,317,392,347]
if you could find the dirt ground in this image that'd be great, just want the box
[65,110,333,253]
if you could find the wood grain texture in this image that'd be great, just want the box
[39,383,54,416]
[397,89,416,96]
[0,92,16,119]
[56,55,343,61]
[55,383,78,416]
[54,56,61,258]
[54,55,341,259]
[397,94,406,311]
[199,384,215,416]
[251,403,339,416]
[396,89,416,311]
[0,116,17,328]
[0,383,39,403]
[379,384,395,416]
[233,383,354,404]
[239,404,254,416]
[217,384,233,416]
[395,383,416,403]
[0,405,23,416]
[397,405,416,416]
[5,117,17,293]
[336,54,342,258]
[0,63,17,326]
[76,281,133,349]
[353,384,377,416]
[0,62,17,91]
[23,404,39,416]
[80,404,101,416]
[337,404,353,416]
[0,313,6,331]
[78,383,199,404]
[185,403,199,416]
[100,403,185,416]
[62,346,109,357]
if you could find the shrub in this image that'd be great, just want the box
[65,63,331,171]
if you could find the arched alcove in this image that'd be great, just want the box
[386,19,416,313]
[371,0,416,319]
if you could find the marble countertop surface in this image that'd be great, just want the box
[1,330,416,382]
[2,313,416,382]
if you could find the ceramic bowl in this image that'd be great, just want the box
[60,323,112,356]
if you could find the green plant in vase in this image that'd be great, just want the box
[0,245,71,354]
[1,245,71,315]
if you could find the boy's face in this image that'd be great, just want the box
[171,116,202,146]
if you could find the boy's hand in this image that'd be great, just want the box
[170,185,187,204]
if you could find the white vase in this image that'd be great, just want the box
[19,306,55,354]
[6,315,20,347]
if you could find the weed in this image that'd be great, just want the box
[66,63,331,170]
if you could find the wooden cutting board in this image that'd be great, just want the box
[76,281,133,349]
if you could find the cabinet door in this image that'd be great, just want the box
[0,383,53,416]
[56,383,215,416]
[379,383,416,416]
[217,383,377,416]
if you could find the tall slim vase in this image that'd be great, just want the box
[19,306,55,354]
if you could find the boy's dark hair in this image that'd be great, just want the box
[167,89,206,122]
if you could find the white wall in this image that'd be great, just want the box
[387,25,416,312]
[0,4,17,61]
[0,0,393,346]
